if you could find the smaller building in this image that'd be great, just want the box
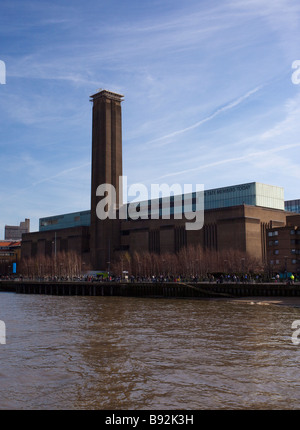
[5,219,30,240]
[0,241,21,276]
[266,214,300,276]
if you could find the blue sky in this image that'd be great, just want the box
[0,0,300,237]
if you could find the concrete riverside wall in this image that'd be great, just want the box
[1,281,300,298]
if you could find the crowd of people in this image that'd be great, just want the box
[1,272,298,284]
[81,272,299,284]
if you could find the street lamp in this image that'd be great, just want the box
[284,256,288,279]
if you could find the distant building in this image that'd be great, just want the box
[0,240,21,275]
[5,219,30,241]
[266,214,300,276]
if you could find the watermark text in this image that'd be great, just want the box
[291,320,300,345]
[291,60,300,85]
[95,176,204,231]
[0,320,6,344]
[0,60,6,85]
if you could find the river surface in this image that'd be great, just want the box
[0,292,300,410]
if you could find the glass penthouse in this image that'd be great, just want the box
[285,199,300,214]
[39,182,284,231]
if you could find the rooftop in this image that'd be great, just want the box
[0,241,21,248]
[89,89,124,102]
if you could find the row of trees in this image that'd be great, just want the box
[18,245,263,280]
[19,251,91,279]
[111,245,263,279]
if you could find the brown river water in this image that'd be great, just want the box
[0,292,300,410]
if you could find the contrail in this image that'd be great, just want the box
[147,86,262,146]
[159,142,300,179]
[31,162,91,186]
[1,162,91,203]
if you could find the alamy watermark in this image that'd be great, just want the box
[0,320,6,344]
[291,320,300,345]
[0,60,6,85]
[291,60,300,85]
[95,176,204,231]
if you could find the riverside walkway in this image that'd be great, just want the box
[1,280,300,298]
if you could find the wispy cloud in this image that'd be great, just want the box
[2,161,91,201]
[146,86,262,147]
[31,162,91,187]
[159,143,300,180]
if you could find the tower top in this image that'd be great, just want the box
[90,89,124,102]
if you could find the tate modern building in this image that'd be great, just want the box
[22,90,293,270]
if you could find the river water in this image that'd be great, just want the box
[0,291,300,410]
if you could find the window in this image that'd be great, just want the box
[274,250,279,255]
[268,231,278,237]
[291,230,295,235]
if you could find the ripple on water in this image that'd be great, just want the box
[0,293,300,409]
